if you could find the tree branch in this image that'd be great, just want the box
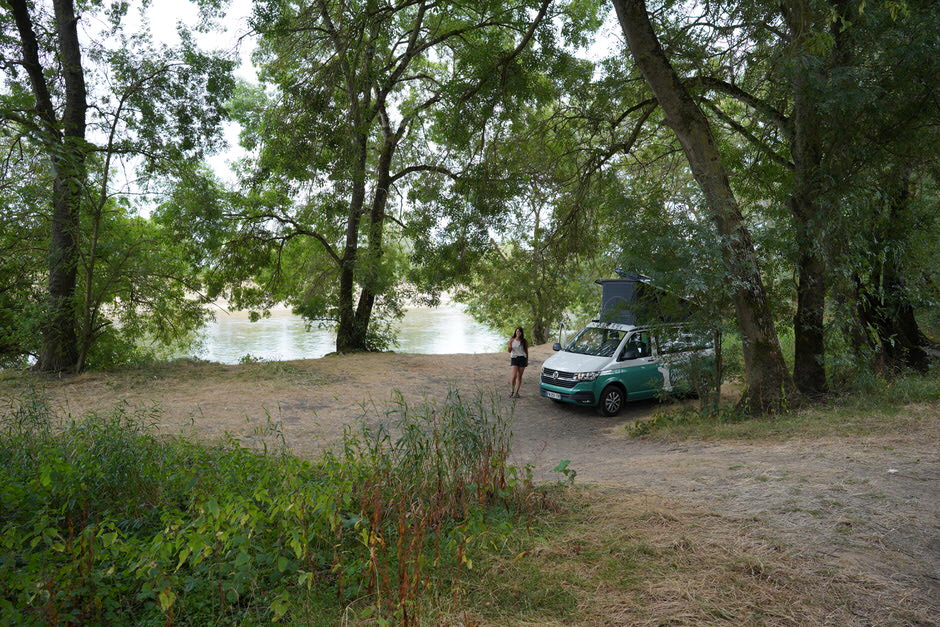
[461,0,553,102]
[389,164,459,185]
[702,99,793,170]
[241,211,342,266]
[587,102,658,178]
[691,75,792,141]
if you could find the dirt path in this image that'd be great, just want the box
[5,343,938,621]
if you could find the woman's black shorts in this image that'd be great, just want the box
[511,356,528,368]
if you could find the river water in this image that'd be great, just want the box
[194,304,505,364]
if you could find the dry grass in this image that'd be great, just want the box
[441,487,935,626]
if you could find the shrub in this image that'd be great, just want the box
[0,389,539,625]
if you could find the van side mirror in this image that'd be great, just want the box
[552,342,562,351]
[620,349,638,361]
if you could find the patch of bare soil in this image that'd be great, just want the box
[3,343,938,623]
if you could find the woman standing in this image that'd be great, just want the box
[508,326,529,398]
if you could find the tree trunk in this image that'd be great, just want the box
[792,224,828,394]
[353,136,396,347]
[613,0,796,413]
[530,287,548,344]
[860,276,931,373]
[531,318,548,345]
[858,167,931,372]
[788,99,828,394]
[335,130,368,353]
[843,276,878,366]
[40,161,83,372]
[12,0,87,373]
[785,0,830,395]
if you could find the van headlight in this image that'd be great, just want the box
[576,371,600,381]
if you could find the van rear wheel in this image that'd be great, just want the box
[597,385,625,417]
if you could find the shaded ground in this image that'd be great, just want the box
[3,343,937,623]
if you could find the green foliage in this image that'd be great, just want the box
[77,201,213,370]
[0,140,49,365]
[0,1,236,370]
[628,370,939,441]
[208,0,606,351]
[0,389,548,625]
[455,242,604,344]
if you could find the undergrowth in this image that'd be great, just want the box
[629,370,939,440]
[0,389,559,625]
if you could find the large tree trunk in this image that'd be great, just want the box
[12,0,87,373]
[40,148,84,372]
[613,0,796,413]
[336,128,368,353]
[353,136,395,346]
[531,316,548,345]
[784,0,832,396]
[788,81,828,394]
[859,277,931,373]
[791,203,828,394]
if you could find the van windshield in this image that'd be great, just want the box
[565,327,627,357]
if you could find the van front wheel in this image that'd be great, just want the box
[597,385,625,417]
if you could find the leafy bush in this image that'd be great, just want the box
[0,389,541,625]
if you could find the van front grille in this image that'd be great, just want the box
[541,369,579,388]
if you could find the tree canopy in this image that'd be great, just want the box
[0,0,935,410]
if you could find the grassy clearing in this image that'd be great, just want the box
[1,390,928,626]
[628,371,940,441]
[2,371,933,625]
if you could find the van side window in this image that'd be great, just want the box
[621,331,651,360]
[658,327,711,355]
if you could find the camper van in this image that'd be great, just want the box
[539,275,715,416]
[539,322,715,416]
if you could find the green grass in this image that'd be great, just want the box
[629,371,939,441]
[0,389,548,626]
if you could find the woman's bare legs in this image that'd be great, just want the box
[510,365,520,396]
[511,366,526,397]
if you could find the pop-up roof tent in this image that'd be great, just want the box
[596,272,696,325]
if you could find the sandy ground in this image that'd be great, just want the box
[5,343,939,622]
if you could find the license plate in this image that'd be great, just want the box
[545,390,561,400]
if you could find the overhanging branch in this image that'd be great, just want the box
[702,99,793,170]
[389,164,459,185]
[691,75,792,141]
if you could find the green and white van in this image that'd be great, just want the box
[539,322,715,416]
